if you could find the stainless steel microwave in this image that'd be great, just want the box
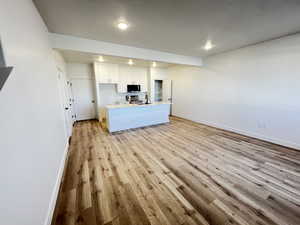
[127,84,141,92]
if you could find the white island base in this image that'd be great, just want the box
[105,102,171,133]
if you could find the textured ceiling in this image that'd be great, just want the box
[34,0,300,57]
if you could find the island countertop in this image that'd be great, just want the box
[104,102,171,132]
[105,102,171,109]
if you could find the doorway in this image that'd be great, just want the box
[154,80,163,102]
[57,70,73,138]
[71,78,96,121]
[153,79,173,115]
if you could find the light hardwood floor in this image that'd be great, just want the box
[52,117,300,225]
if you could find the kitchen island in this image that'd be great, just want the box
[105,102,171,132]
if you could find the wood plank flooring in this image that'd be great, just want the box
[52,117,300,225]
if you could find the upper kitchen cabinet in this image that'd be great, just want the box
[94,63,148,93]
[117,65,132,93]
[94,62,119,84]
[118,65,148,93]
[135,67,148,92]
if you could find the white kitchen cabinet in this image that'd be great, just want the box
[130,69,139,85]
[117,65,131,93]
[94,62,119,84]
[139,71,148,92]
[94,63,148,93]
[117,65,148,93]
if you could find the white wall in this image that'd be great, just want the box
[0,1,67,225]
[169,34,300,149]
[98,84,121,121]
[98,84,121,106]
[53,50,67,73]
[67,63,92,79]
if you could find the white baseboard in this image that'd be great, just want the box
[44,141,70,225]
[174,115,300,150]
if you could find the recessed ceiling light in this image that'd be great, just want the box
[203,40,215,51]
[152,62,157,67]
[98,56,104,62]
[118,22,129,30]
[128,59,133,65]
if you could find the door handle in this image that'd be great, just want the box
[92,100,95,103]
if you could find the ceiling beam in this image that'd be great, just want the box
[49,33,203,67]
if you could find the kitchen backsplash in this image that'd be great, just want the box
[98,83,146,106]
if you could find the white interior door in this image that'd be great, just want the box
[72,78,96,120]
[163,79,172,115]
[57,70,73,138]
[66,80,76,123]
